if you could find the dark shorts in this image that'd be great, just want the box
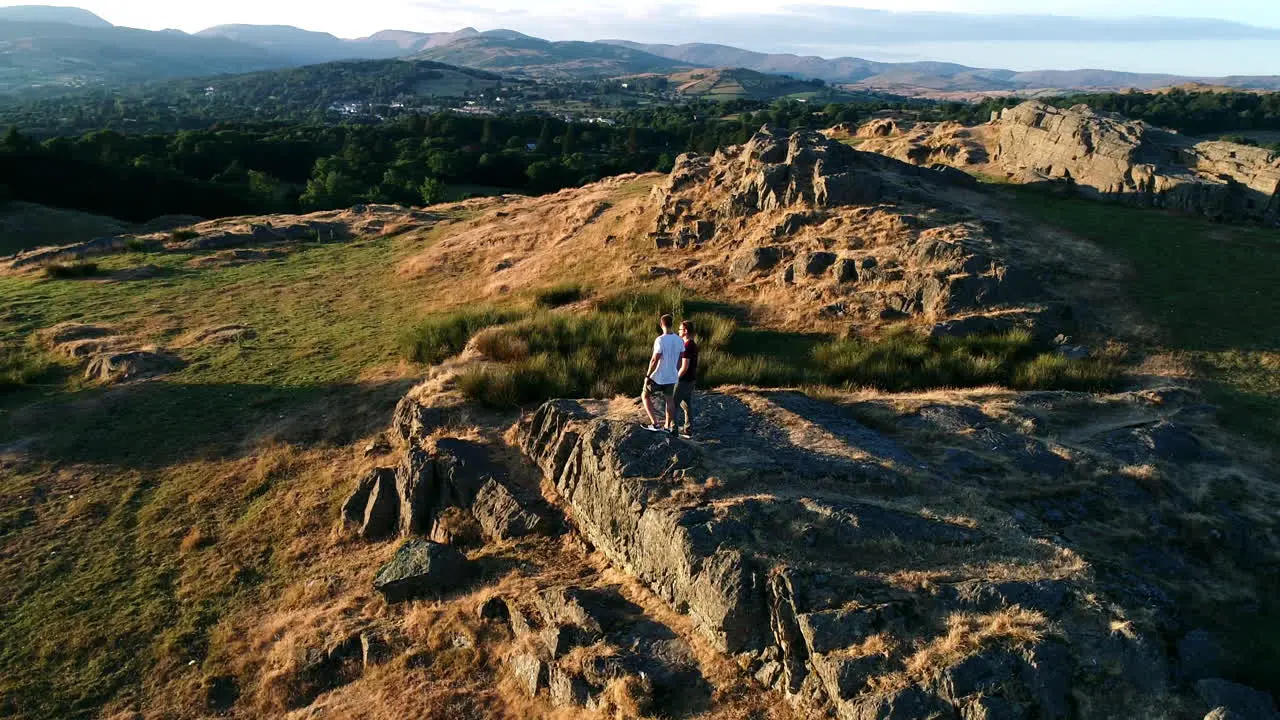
[674,380,695,404]
[642,378,676,399]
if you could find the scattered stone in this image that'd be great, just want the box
[360,632,389,668]
[731,246,785,279]
[359,470,400,540]
[429,507,484,547]
[110,264,166,281]
[38,322,113,347]
[508,652,546,696]
[84,348,183,383]
[342,468,388,527]
[803,251,837,276]
[372,539,472,603]
[191,325,256,345]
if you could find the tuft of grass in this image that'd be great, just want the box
[398,307,525,365]
[169,229,199,242]
[123,238,150,253]
[0,340,55,390]
[533,283,590,308]
[43,262,99,279]
[458,289,1119,408]
[813,329,1119,392]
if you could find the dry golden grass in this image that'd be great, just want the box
[868,607,1049,694]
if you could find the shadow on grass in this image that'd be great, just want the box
[3,378,416,468]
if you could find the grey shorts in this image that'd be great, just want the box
[642,378,676,399]
[674,380,695,403]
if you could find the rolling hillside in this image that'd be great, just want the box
[600,39,1280,94]
[412,35,689,79]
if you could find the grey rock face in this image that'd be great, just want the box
[994,102,1280,223]
[1196,679,1279,720]
[471,479,553,540]
[509,385,1268,720]
[372,539,471,602]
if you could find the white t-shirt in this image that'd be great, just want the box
[650,333,686,385]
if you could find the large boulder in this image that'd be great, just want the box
[372,539,471,602]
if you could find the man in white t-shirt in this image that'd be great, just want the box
[641,313,686,433]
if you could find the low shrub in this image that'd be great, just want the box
[169,229,199,242]
[534,283,590,308]
[43,262,99,279]
[123,238,150,252]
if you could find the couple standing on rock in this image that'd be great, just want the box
[641,314,698,439]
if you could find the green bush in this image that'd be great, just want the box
[123,238,150,253]
[43,262,99,279]
[534,283,590,308]
[169,229,199,242]
[399,307,524,364]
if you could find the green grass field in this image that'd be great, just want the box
[1005,188,1280,445]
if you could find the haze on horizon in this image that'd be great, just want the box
[5,0,1280,76]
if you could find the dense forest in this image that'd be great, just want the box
[0,99,930,223]
[2,83,1279,227]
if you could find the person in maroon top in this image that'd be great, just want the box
[674,320,699,439]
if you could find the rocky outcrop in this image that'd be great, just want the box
[342,437,555,545]
[857,101,1280,223]
[491,584,710,715]
[37,322,184,384]
[4,204,441,273]
[646,126,1076,338]
[516,387,1277,719]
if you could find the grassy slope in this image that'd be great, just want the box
[0,183,1277,715]
[0,224,459,717]
[1005,189,1280,694]
[1005,188,1280,445]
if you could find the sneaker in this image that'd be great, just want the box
[642,424,663,432]
[679,430,693,440]
[667,426,678,436]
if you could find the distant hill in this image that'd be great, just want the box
[196,24,402,65]
[0,4,109,27]
[600,40,1280,94]
[4,5,1280,99]
[413,35,689,79]
[647,67,839,101]
[0,20,288,95]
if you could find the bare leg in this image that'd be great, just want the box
[665,394,677,429]
[643,390,659,426]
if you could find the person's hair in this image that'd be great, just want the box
[680,320,695,337]
[660,313,673,329]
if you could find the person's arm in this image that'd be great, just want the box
[678,350,690,378]
[646,338,661,378]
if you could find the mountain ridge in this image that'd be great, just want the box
[5,5,1280,95]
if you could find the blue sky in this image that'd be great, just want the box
[9,1,1280,75]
